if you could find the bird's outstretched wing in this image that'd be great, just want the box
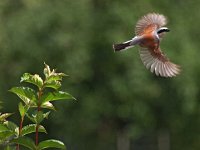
[139,47,180,77]
[135,13,167,35]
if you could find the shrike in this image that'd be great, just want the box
[113,13,180,77]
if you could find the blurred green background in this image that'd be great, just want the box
[0,0,200,150]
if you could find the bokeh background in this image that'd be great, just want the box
[0,0,200,150]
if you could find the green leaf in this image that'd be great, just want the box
[46,73,67,83]
[28,111,50,124]
[41,102,55,110]
[38,139,66,150]
[44,80,61,90]
[0,131,15,141]
[43,111,50,119]
[21,73,43,89]
[18,103,29,117]
[21,124,47,136]
[0,126,15,140]
[9,87,37,105]
[3,121,19,136]
[44,63,67,80]
[11,137,36,150]
[26,114,36,124]
[0,113,13,122]
[18,102,25,117]
[36,111,44,124]
[0,124,9,132]
[43,64,68,90]
[3,121,18,132]
[43,63,51,78]
[41,91,75,104]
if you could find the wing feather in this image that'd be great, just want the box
[135,13,167,35]
[139,47,180,77]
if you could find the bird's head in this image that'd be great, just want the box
[157,27,170,34]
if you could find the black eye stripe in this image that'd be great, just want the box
[157,29,170,34]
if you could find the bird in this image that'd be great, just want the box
[113,13,180,77]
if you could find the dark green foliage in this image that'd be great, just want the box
[0,64,74,149]
[0,0,199,150]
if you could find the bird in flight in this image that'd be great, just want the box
[113,13,180,77]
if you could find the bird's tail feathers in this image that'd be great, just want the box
[113,40,134,52]
[113,37,142,52]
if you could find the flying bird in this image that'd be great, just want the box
[113,13,180,77]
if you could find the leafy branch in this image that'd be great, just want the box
[0,63,75,150]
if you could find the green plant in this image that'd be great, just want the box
[0,63,75,150]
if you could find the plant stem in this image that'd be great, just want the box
[16,116,24,150]
[35,89,42,146]
[16,144,19,150]
[35,125,39,145]
[19,117,24,135]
